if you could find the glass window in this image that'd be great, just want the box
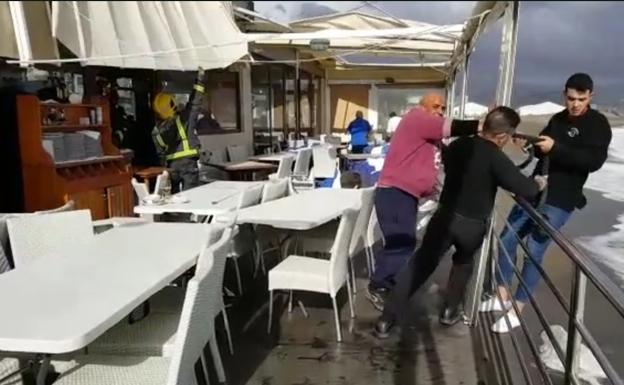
[203,71,240,132]
[252,66,270,129]
[376,86,444,133]
[299,74,311,129]
[270,66,285,130]
[285,71,296,131]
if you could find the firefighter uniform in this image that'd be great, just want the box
[152,79,206,193]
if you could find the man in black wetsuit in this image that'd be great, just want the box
[374,106,546,338]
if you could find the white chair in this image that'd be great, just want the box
[293,148,312,179]
[253,179,289,276]
[310,145,338,180]
[268,155,295,181]
[299,188,376,293]
[85,225,233,383]
[132,178,155,222]
[54,225,232,385]
[0,357,22,385]
[268,208,358,342]
[34,200,75,214]
[131,178,149,201]
[228,184,265,295]
[227,144,250,163]
[7,210,94,268]
[145,225,235,355]
[153,172,167,196]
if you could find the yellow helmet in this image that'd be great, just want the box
[153,92,176,120]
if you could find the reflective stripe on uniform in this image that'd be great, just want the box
[193,84,205,93]
[155,133,167,149]
[165,117,198,161]
[166,148,198,161]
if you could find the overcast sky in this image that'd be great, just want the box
[253,1,624,107]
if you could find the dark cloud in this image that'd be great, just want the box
[297,3,337,19]
[255,1,624,106]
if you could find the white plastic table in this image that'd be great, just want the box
[232,188,362,230]
[0,222,210,356]
[248,152,296,163]
[340,153,384,161]
[134,180,264,217]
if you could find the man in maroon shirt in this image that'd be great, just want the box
[367,93,481,311]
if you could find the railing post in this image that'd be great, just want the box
[563,265,583,385]
[465,216,495,326]
[571,271,587,382]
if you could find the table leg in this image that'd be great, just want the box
[36,354,50,385]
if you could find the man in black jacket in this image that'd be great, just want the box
[480,73,612,333]
[374,107,546,338]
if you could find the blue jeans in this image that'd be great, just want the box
[496,204,573,302]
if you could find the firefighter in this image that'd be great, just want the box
[151,68,206,193]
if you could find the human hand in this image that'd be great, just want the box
[513,137,528,148]
[535,136,554,153]
[534,175,548,191]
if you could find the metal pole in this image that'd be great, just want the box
[268,67,274,154]
[563,266,582,385]
[571,272,587,382]
[495,1,520,106]
[295,49,301,140]
[459,50,470,119]
[465,216,494,326]
[446,70,456,118]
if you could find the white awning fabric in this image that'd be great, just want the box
[0,1,59,62]
[50,1,248,70]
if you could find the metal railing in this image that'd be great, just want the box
[466,193,624,385]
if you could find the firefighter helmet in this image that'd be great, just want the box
[153,92,177,120]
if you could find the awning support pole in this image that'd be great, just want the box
[495,1,520,106]
[459,47,470,119]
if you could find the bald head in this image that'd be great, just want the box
[419,93,446,117]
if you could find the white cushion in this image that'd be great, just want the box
[88,313,179,357]
[0,357,22,385]
[53,355,169,385]
[268,256,330,294]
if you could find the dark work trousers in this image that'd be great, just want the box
[383,208,487,320]
[168,157,200,194]
[371,187,419,289]
[351,144,368,154]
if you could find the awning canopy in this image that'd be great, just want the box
[246,2,510,81]
[0,1,59,62]
[4,1,248,71]
[233,5,292,33]
[50,1,248,70]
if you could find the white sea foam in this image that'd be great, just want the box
[576,127,624,289]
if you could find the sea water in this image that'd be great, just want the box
[576,127,624,291]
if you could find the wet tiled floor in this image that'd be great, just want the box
[218,249,481,385]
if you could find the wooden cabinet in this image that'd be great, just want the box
[16,95,133,219]
[106,184,133,218]
[69,190,108,220]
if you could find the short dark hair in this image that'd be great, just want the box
[340,171,362,189]
[389,112,397,118]
[483,106,521,135]
[356,110,364,118]
[565,73,593,93]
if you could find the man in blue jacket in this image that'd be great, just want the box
[347,110,372,154]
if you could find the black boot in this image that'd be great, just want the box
[373,314,396,339]
[439,263,473,326]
